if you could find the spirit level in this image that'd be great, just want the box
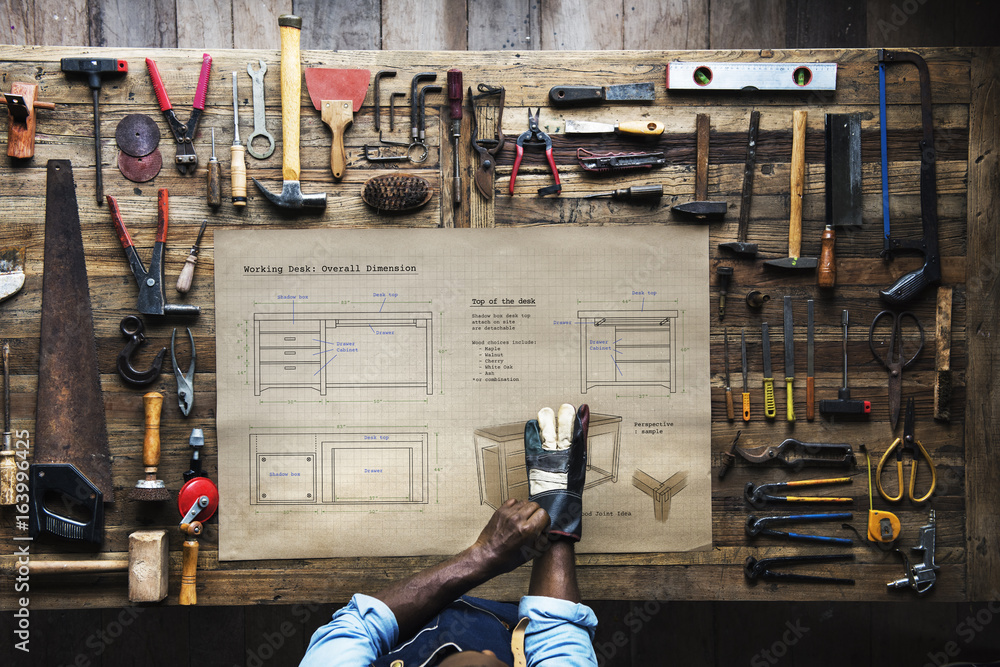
[667,61,837,91]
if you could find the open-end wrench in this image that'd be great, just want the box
[246,60,275,159]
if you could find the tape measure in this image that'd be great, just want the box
[667,61,837,91]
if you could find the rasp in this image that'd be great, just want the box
[761,322,776,419]
[31,161,112,542]
[783,296,796,422]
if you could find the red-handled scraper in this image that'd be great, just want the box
[304,68,371,180]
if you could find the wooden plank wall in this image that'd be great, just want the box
[1,2,999,666]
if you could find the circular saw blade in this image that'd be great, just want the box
[118,149,163,183]
[116,114,160,157]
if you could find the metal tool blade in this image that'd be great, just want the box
[564,119,616,134]
[761,322,772,378]
[807,299,815,379]
[740,329,748,392]
[826,113,862,228]
[34,160,113,501]
[783,296,795,377]
[723,327,732,389]
[605,83,655,101]
[115,113,160,158]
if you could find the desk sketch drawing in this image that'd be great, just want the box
[214,227,711,560]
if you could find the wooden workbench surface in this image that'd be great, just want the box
[0,46,996,607]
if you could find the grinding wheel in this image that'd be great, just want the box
[118,149,163,182]
[116,114,160,157]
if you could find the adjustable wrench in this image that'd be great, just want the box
[246,60,275,159]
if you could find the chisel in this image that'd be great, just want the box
[806,299,815,421]
[761,322,776,419]
[741,329,750,422]
[783,296,796,422]
[723,328,735,422]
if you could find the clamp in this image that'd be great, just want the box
[744,478,853,507]
[744,554,855,585]
[107,189,200,318]
[510,108,561,196]
[146,54,212,174]
[172,328,196,417]
[745,513,853,545]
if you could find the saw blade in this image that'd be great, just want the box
[118,148,163,183]
[116,113,160,157]
[34,160,113,501]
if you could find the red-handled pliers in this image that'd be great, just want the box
[510,108,561,196]
[146,54,212,174]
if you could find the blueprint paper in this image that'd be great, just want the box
[214,226,711,560]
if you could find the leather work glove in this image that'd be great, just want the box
[523,403,589,541]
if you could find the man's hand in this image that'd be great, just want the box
[525,403,589,541]
[471,498,549,575]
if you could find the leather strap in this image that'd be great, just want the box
[511,617,529,667]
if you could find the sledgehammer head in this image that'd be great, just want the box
[252,179,327,210]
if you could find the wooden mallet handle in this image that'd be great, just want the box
[788,110,807,258]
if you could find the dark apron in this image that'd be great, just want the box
[371,596,519,667]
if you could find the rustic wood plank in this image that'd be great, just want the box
[785,0,866,48]
[710,0,785,49]
[540,0,624,50]
[89,0,179,48]
[964,46,1000,599]
[295,0,381,50]
[32,0,89,46]
[233,0,287,49]
[866,0,955,47]
[176,0,233,49]
[382,0,467,50]
[624,0,709,49]
[0,1,34,45]
[468,0,540,51]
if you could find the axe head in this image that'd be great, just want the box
[252,179,327,210]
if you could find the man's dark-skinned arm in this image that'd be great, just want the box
[374,497,549,640]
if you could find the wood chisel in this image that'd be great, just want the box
[741,328,750,422]
[761,322,776,419]
[806,299,815,421]
[934,286,953,422]
[31,161,111,544]
[667,61,837,91]
[783,295,796,422]
[549,83,655,105]
[564,119,664,136]
[723,328,735,422]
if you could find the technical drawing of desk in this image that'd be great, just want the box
[473,413,622,509]
[578,310,679,393]
[253,312,433,395]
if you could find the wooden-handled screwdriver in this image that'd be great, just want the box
[231,72,247,207]
[177,219,209,294]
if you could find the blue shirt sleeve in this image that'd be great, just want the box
[518,596,598,667]
[299,594,398,667]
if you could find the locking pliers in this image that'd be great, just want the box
[146,54,212,174]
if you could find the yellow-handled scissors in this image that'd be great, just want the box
[877,397,937,503]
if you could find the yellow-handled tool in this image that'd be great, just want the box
[564,119,665,136]
[861,445,900,543]
[782,295,796,422]
[740,328,750,422]
[761,322,776,419]
[877,397,937,503]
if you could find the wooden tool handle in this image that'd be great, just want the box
[617,120,665,136]
[179,537,199,605]
[806,376,815,420]
[279,16,302,182]
[231,144,247,206]
[725,388,735,422]
[818,225,836,288]
[206,160,221,207]
[788,110,807,257]
[176,253,198,294]
[143,392,163,468]
[25,559,129,574]
[935,286,953,371]
[321,100,353,180]
[695,113,709,201]
[0,450,17,505]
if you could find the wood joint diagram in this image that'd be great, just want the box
[578,310,679,393]
[473,413,622,509]
[250,431,428,505]
[632,469,689,521]
[253,312,434,396]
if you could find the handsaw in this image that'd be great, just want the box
[31,161,111,543]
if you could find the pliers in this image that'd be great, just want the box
[744,554,855,585]
[735,439,857,471]
[107,189,200,318]
[745,513,853,545]
[146,54,212,174]
[172,328,195,417]
[744,478,853,507]
[510,108,561,196]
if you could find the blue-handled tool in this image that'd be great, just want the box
[746,513,853,545]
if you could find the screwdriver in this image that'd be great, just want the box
[176,219,209,294]
[231,72,247,207]
[447,69,462,205]
[741,328,750,422]
[206,128,221,207]
[723,328,735,422]
[582,185,663,201]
